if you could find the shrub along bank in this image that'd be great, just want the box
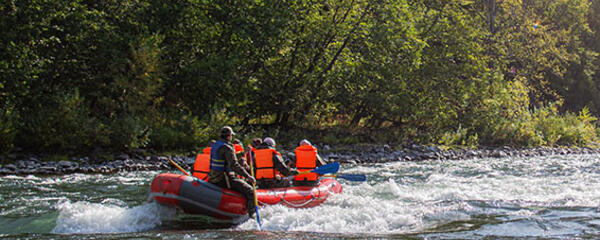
[1,0,600,156]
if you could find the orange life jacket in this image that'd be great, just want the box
[192,147,211,181]
[254,148,281,179]
[233,144,244,154]
[293,145,318,181]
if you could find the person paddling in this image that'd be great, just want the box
[292,139,327,186]
[207,126,257,217]
[253,137,299,189]
[233,139,251,174]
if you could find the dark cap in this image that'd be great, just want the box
[251,138,262,148]
[220,126,235,136]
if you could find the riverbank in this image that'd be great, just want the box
[1,144,600,176]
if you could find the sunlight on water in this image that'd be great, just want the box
[236,154,600,236]
[4,155,600,238]
[237,179,470,234]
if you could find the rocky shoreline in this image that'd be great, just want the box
[1,145,600,176]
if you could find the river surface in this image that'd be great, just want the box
[2,154,600,239]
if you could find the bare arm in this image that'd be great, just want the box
[274,153,299,176]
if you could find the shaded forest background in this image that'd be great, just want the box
[1,0,600,155]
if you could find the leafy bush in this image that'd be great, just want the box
[533,106,597,146]
[148,110,205,151]
[15,90,110,152]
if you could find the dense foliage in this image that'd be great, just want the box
[1,0,599,154]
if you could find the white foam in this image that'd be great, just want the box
[52,200,174,233]
[237,179,469,234]
[235,155,600,234]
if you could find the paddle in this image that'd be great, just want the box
[248,145,262,230]
[297,162,340,175]
[286,162,341,180]
[322,173,367,182]
[168,158,191,176]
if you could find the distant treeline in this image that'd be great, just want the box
[1,0,600,154]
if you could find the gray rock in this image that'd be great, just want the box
[58,161,77,169]
[40,166,57,172]
[466,150,478,158]
[16,161,26,169]
[383,144,392,152]
[426,146,441,152]
[491,150,508,158]
[5,164,17,171]
[422,152,437,159]
[28,156,41,163]
[115,153,129,160]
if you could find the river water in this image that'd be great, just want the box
[2,154,600,239]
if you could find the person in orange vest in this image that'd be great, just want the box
[292,139,327,186]
[232,139,250,173]
[253,137,299,189]
[207,126,257,217]
[191,142,213,181]
[244,138,262,167]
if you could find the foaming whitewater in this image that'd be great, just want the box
[238,154,600,236]
[4,155,600,238]
[52,200,175,233]
[238,180,469,234]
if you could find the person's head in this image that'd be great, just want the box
[299,139,311,146]
[251,138,262,148]
[263,137,276,147]
[232,139,242,145]
[220,126,235,141]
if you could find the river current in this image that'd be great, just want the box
[2,154,600,239]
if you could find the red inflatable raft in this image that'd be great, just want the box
[149,173,342,223]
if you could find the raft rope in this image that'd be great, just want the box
[257,181,336,208]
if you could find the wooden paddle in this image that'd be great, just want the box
[168,158,191,176]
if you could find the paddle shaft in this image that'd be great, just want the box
[168,158,191,176]
[248,146,262,230]
[322,173,367,182]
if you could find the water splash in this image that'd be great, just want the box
[236,154,600,235]
[237,179,469,234]
[52,200,173,233]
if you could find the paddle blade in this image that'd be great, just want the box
[254,206,262,230]
[312,162,340,175]
[336,174,367,182]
